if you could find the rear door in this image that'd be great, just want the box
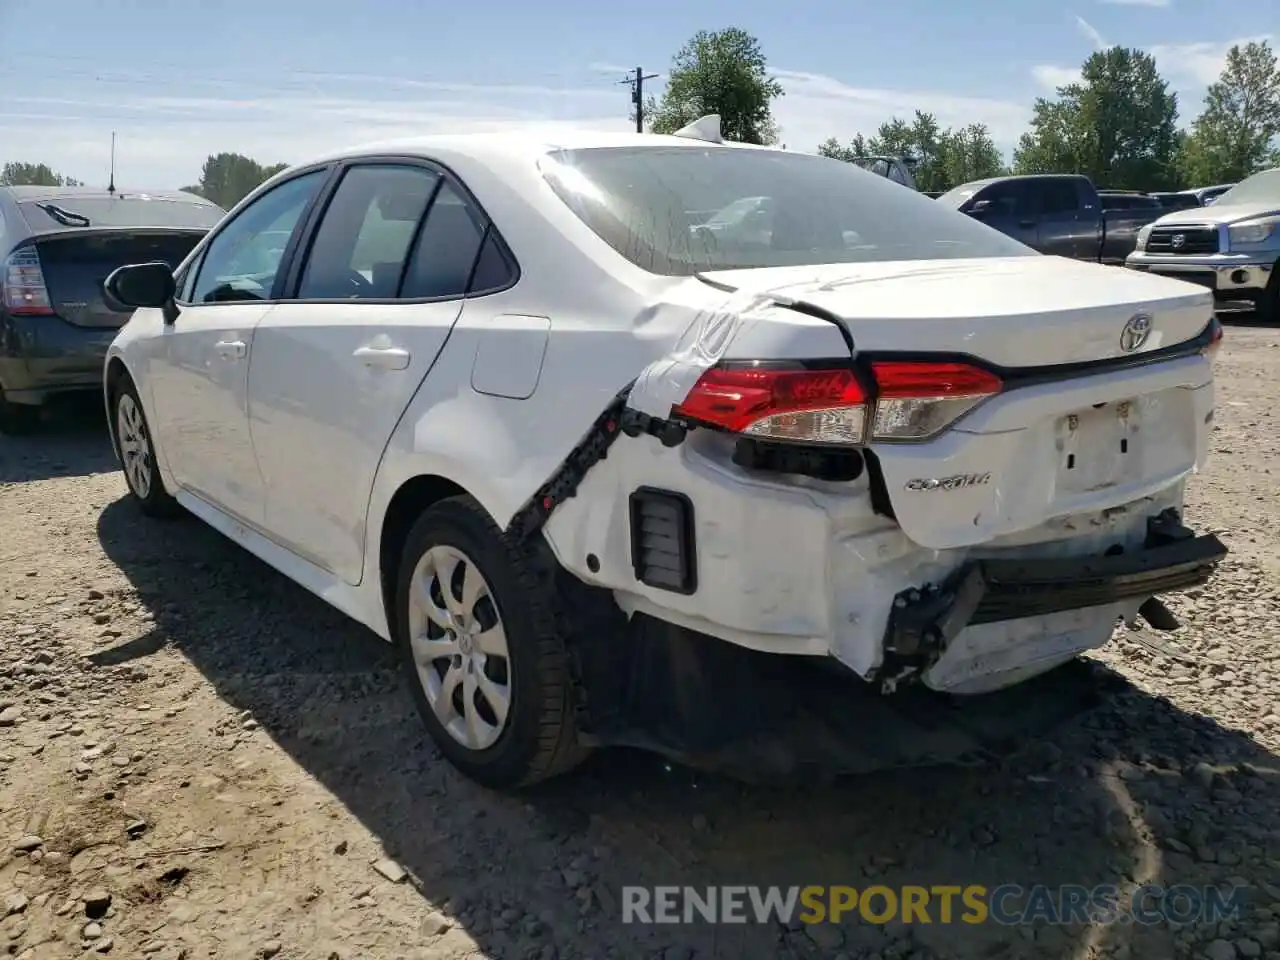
[1034,178,1095,259]
[246,160,510,583]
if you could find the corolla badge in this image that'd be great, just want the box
[904,472,991,492]
[1120,313,1153,353]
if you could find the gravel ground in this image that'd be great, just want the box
[2,322,1279,960]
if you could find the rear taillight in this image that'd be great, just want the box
[3,245,54,316]
[672,360,1002,445]
[672,365,870,444]
[869,361,1003,440]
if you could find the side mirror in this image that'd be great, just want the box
[103,261,177,310]
[968,199,992,218]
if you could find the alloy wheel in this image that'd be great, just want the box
[407,545,513,751]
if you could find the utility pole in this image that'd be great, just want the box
[107,132,117,195]
[619,66,659,133]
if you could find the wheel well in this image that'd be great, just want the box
[378,474,468,630]
[104,359,131,454]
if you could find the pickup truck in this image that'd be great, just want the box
[936,174,1163,264]
[1126,166,1279,323]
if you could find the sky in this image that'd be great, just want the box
[0,0,1271,189]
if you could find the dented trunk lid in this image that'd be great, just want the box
[697,257,1216,550]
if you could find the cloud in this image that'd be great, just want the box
[1099,0,1170,7]
[1150,34,1274,85]
[1075,15,1109,50]
[2,66,1035,187]
[1031,65,1084,91]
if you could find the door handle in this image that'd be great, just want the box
[353,344,411,370]
[215,339,247,359]
[1018,219,1036,228]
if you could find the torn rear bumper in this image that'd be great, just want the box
[877,509,1227,690]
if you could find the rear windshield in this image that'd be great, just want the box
[540,147,1035,276]
[18,197,225,231]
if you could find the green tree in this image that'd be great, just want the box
[192,153,289,210]
[1013,47,1180,190]
[939,124,1007,186]
[819,114,1004,190]
[0,162,83,187]
[648,28,784,144]
[1177,41,1280,185]
[817,134,870,162]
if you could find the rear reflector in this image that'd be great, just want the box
[3,245,54,316]
[629,488,697,594]
[1201,316,1223,360]
[672,360,1002,445]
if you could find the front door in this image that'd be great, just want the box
[148,169,328,525]
[970,180,1039,249]
[248,163,500,583]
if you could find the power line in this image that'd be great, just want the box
[618,66,659,133]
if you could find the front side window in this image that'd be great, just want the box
[189,170,325,304]
[298,164,440,300]
[541,147,1035,276]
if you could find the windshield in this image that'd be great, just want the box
[1213,170,1280,206]
[19,196,225,232]
[540,147,1034,275]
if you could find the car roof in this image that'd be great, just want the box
[1,185,214,205]
[299,129,782,169]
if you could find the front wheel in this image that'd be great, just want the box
[394,496,589,789]
[113,379,181,517]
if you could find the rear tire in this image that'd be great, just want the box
[0,389,40,435]
[112,377,181,518]
[394,496,589,789]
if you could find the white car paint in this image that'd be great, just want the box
[105,129,1220,701]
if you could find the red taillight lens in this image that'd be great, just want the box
[672,365,871,444]
[869,361,1003,440]
[671,359,1002,445]
[3,245,54,316]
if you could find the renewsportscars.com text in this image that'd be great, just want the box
[621,884,1246,927]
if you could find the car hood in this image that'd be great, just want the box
[1152,201,1280,227]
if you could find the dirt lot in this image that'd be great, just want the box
[2,324,1280,960]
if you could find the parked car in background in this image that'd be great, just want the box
[1150,191,1203,212]
[100,126,1225,789]
[1127,167,1280,323]
[1194,184,1235,206]
[849,155,918,190]
[937,174,1162,263]
[0,186,225,432]
[1098,191,1166,263]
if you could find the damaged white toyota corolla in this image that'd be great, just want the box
[100,120,1226,788]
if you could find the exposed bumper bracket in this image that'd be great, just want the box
[873,509,1228,691]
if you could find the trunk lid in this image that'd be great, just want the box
[699,256,1216,550]
[701,256,1213,367]
[33,229,205,329]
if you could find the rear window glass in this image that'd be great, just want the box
[18,197,225,231]
[540,147,1035,276]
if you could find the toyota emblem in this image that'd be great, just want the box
[1120,313,1153,353]
[1171,233,1186,249]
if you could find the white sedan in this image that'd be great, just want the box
[102,121,1226,789]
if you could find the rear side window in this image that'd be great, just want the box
[466,230,517,295]
[1038,180,1082,215]
[400,182,487,299]
[298,164,440,300]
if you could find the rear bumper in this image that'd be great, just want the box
[879,509,1226,690]
[0,313,116,403]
